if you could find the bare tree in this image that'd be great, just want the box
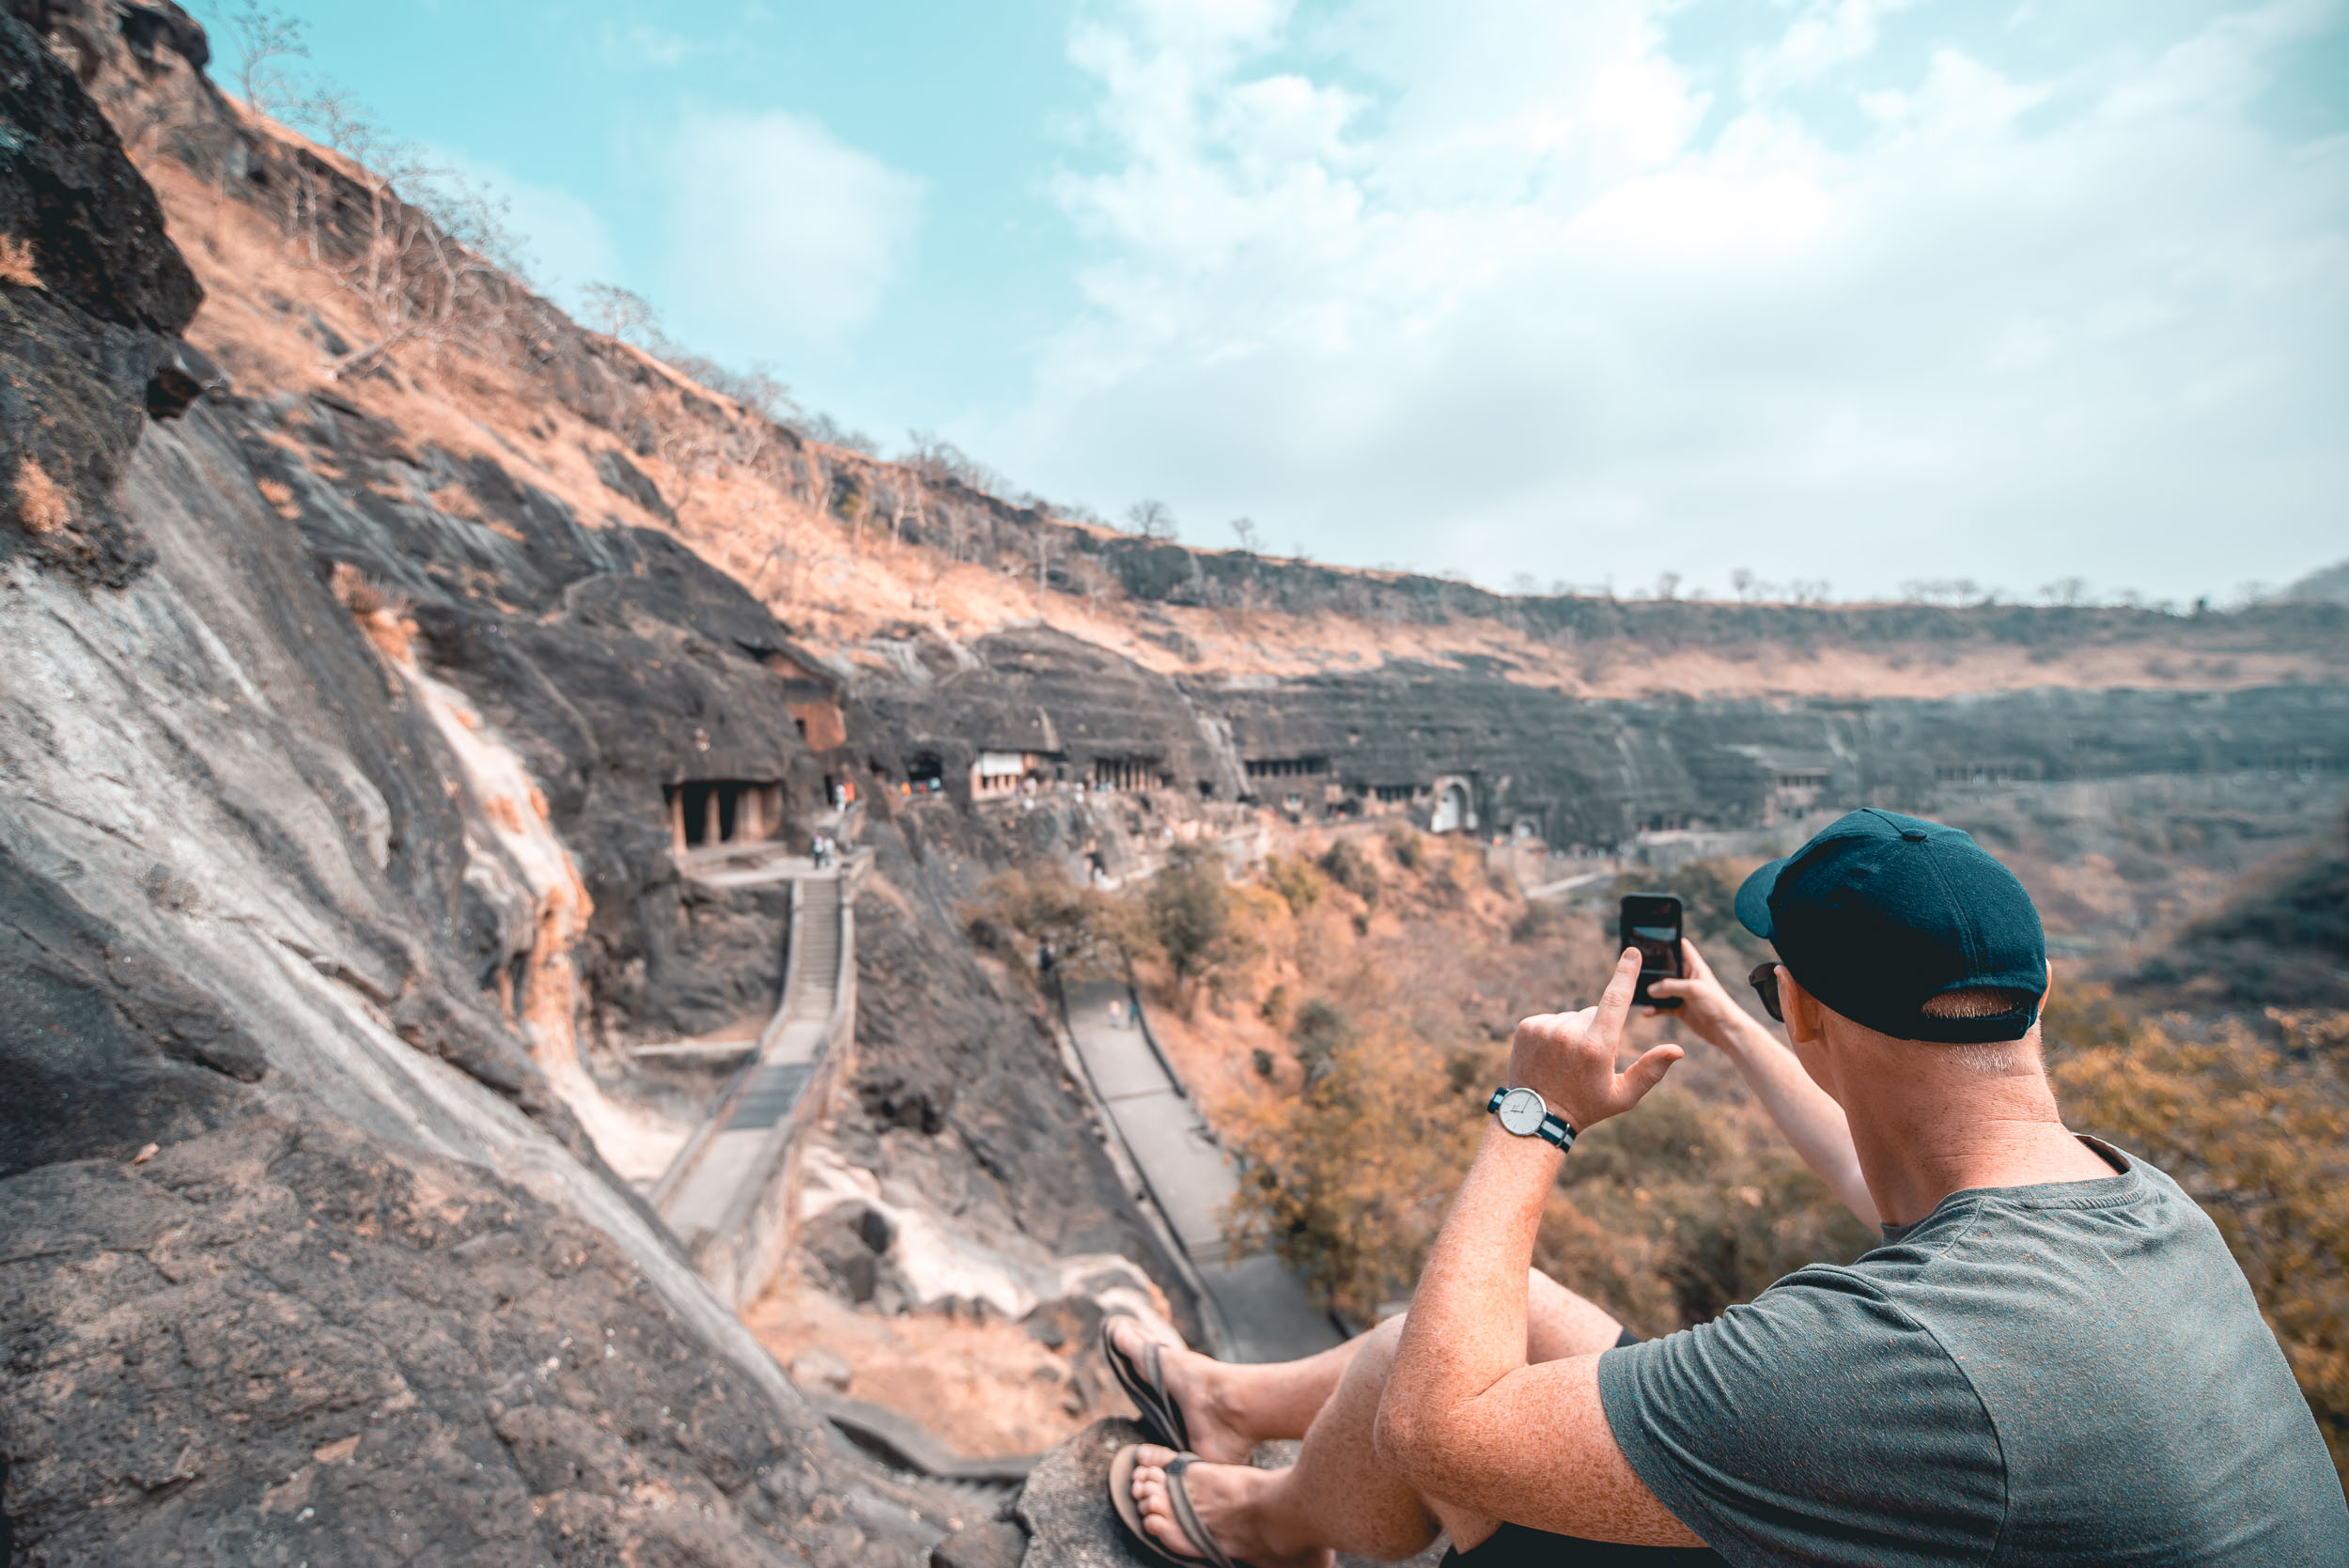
[1653,571,1682,601]
[581,282,659,345]
[1901,577,1987,606]
[280,89,520,379]
[2039,576,2090,606]
[1127,499,1177,540]
[715,364,796,424]
[220,0,309,119]
[1230,516,1262,552]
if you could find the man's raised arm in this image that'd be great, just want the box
[1373,949,1707,1547]
[1649,939,1878,1227]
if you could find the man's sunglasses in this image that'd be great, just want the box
[1748,962,1785,1023]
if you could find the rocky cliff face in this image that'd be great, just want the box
[0,7,1184,1560]
[837,622,2345,853]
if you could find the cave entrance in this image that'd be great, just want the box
[1431,780,1472,834]
[907,752,945,795]
[1091,755,1164,793]
[1243,755,1329,782]
[667,781,786,852]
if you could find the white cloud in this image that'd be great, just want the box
[1744,0,1924,100]
[992,0,2349,600]
[659,106,924,354]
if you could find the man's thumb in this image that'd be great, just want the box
[1621,1044,1685,1104]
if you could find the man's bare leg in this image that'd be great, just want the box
[1124,1272,1622,1562]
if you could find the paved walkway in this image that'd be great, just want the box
[657,871,846,1262]
[676,842,818,890]
[1062,978,1342,1363]
[1519,866,1616,900]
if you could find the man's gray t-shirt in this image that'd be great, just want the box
[1596,1141,2349,1565]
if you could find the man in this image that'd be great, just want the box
[1107,809,2347,1566]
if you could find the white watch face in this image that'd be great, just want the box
[1497,1087,1548,1137]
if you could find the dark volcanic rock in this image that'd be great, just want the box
[1009,1417,1149,1568]
[0,1110,948,1566]
[0,844,257,1176]
[0,6,197,334]
[595,444,677,522]
[0,5,203,584]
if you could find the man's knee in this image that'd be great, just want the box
[1358,1311,1408,1363]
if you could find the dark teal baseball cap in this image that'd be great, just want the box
[1735,809,2047,1045]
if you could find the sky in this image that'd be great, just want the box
[215,1,2347,604]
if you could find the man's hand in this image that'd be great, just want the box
[1645,938,1763,1055]
[1509,947,1685,1131]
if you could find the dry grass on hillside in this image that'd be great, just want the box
[131,140,2339,700]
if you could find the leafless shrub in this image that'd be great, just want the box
[217,0,309,119]
[277,89,524,380]
[796,411,878,455]
[900,430,1009,498]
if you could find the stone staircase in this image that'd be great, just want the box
[653,860,859,1306]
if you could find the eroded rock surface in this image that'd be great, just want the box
[1,1109,956,1565]
[0,6,970,1560]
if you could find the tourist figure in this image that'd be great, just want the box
[1101,810,2348,1567]
[1108,998,1127,1031]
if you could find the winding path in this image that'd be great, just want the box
[1061,978,1343,1363]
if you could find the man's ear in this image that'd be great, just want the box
[1779,965,1825,1046]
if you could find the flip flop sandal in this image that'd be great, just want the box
[1100,1314,1190,1452]
[1108,1444,1248,1568]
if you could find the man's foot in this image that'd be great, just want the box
[1108,1320,1255,1465]
[1128,1444,1333,1568]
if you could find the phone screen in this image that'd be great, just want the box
[1619,894,1684,1009]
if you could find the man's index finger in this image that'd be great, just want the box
[1595,946,1641,1032]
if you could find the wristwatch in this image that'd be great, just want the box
[1487,1086,1576,1150]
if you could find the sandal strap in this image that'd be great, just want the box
[1162,1455,1239,1568]
[1145,1342,1191,1451]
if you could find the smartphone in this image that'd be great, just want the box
[1620,893,1683,1010]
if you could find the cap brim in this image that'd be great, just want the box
[1735,858,1789,939]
